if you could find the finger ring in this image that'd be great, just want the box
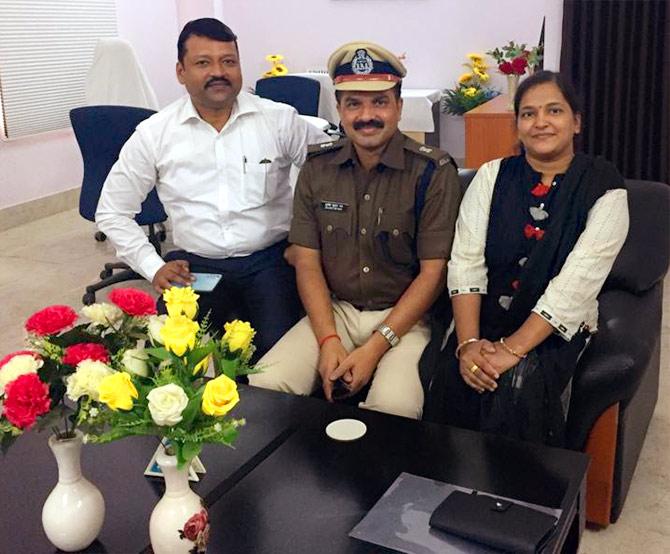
[469,364,479,374]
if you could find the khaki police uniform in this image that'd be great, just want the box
[250,41,461,419]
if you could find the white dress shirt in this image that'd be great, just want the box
[96,92,327,281]
[447,158,629,340]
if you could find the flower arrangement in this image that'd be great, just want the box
[0,288,155,452]
[263,53,288,78]
[83,286,256,468]
[441,53,500,116]
[1,286,256,469]
[487,41,544,75]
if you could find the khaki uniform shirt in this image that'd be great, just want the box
[290,130,461,310]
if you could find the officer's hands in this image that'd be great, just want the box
[330,339,386,397]
[318,338,349,401]
[152,260,193,293]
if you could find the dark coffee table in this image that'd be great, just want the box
[0,386,588,553]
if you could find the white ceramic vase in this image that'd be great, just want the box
[149,448,209,554]
[41,430,105,552]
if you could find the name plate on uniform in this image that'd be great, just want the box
[321,201,348,212]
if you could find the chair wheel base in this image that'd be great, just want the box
[82,292,96,305]
[100,269,113,279]
[94,231,107,242]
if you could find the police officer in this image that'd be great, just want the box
[249,41,461,419]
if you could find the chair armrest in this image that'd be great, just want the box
[566,285,663,450]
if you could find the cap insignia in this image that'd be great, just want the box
[352,49,374,75]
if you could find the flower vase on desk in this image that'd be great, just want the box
[41,430,105,552]
[150,448,209,554]
[506,74,520,110]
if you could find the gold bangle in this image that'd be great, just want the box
[499,337,527,360]
[455,338,479,359]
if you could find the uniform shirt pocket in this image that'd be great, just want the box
[319,209,352,259]
[375,211,416,265]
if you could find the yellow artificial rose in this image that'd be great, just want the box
[162,287,199,319]
[458,72,473,84]
[464,87,477,97]
[467,52,484,63]
[98,372,138,411]
[222,320,255,354]
[202,374,239,416]
[160,315,200,356]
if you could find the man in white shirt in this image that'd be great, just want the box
[96,18,326,357]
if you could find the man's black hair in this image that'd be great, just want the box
[177,18,238,63]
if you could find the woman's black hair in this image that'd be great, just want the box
[177,18,238,63]
[513,70,582,118]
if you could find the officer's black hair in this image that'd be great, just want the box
[177,18,238,63]
[513,70,581,119]
[335,82,402,103]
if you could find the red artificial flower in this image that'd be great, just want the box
[62,343,110,366]
[181,509,209,542]
[108,288,157,316]
[530,182,552,197]
[25,305,78,336]
[511,56,528,75]
[524,224,545,241]
[499,61,514,75]
[0,350,41,368]
[3,373,51,429]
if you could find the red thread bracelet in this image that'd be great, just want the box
[318,334,340,348]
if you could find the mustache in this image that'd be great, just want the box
[205,77,232,88]
[353,119,384,130]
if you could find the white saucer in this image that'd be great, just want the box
[325,419,367,441]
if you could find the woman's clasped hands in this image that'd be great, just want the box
[458,339,521,394]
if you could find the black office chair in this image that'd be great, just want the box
[70,105,168,305]
[255,75,321,117]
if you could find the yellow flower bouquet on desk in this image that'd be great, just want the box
[441,53,499,115]
[83,286,258,469]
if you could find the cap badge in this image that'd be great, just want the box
[352,49,374,75]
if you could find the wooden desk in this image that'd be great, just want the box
[464,94,519,168]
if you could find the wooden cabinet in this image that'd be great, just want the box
[464,94,519,168]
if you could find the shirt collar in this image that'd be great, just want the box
[329,129,406,170]
[177,91,259,125]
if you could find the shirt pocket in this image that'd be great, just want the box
[241,158,279,210]
[319,209,352,259]
[375,211,416,266]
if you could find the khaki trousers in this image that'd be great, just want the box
[249,301,430,419]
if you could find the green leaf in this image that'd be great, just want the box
[179,441,202,468]
[143,347,173,361]
[218,357,240,380]
[180,387,205,428]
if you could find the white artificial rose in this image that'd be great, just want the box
[121,348,150,377]
[66,360,114,402]
[0,355,43,395]
[147,315,168,345]
[147,384,189,427]
[81,302,123,327]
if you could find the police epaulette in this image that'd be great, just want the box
[404,139,455,168]
[307,139,345,158]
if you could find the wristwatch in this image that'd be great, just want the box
[375,323,400,347]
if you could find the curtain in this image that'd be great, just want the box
[561,0,669,183]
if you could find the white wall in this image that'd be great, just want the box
[0,0,562,210]
[0,0,186,211]
[223,0,562,158]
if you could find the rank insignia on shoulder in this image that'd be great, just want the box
[320,200,348,212]
[438,157,449,166]
[320,142,334,148]
[419,145,432,154]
